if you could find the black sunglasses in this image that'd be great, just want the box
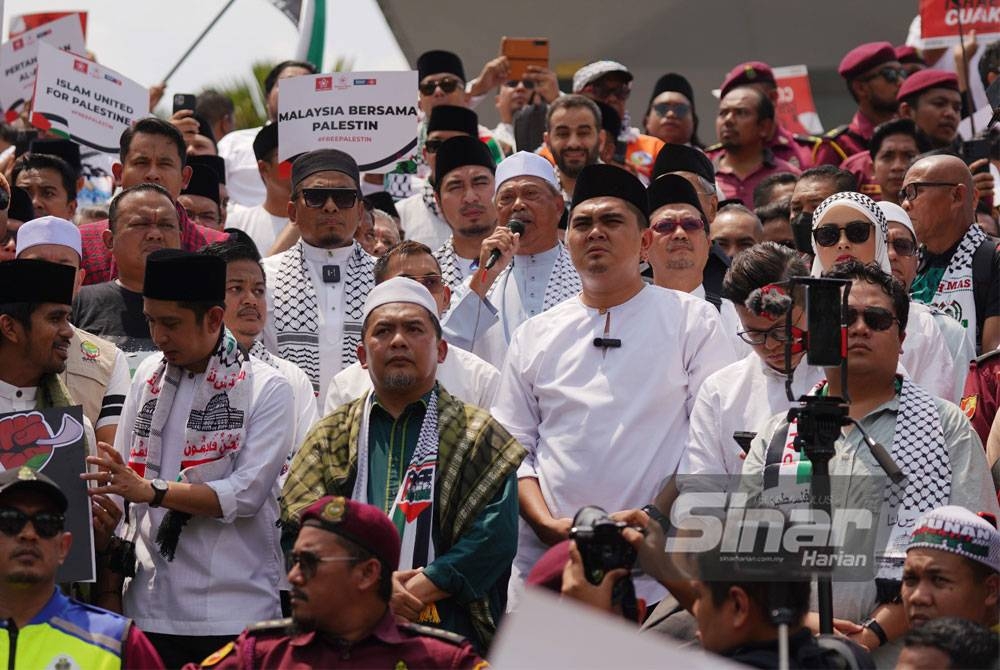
[300,187,359,210]
[863,67,907,84]
[504,79,536,90]
[285,550,356,580]
[0,507,65,539]
[652,102,691,119]
[418,77,461,96]
[889,237,917,257]
[845,306,898,331]
[812,221,873,247]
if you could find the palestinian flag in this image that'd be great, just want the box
[267,0,326,70]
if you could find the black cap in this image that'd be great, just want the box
[0,467,67,513]
[571,164,648,217]
[252,123,279,162]
[594,101,621,137]
[650,73,695,106]
[647,173,707,219]
[187,154,227,185]
[0,258,75,304]
[29,138,82,177]
[291,149,360,191]
[652,144,715,184]
[181,164,221,205]
[143,249,225,302]
[433,136,495,192]
[427,105,478,136]
[417,50,465,82]
[8,186,34,223]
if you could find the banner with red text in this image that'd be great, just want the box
[0,13,85,119]
[920,0,1000,48]
[772,65,823,136]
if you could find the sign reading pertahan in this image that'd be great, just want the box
[0,13,85,119]
[278,71,419,170]
[31,41,148,155]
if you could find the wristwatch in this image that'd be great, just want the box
[149,479,169,508]
[861,617,888,647]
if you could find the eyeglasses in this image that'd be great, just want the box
[862,67,907,84]
[285,550,357,580]
[0,507,65,539]
[418,77,462,96]
[889,237,917,257]
[737,324,797,346]
[590,81,632,100]
[898,182,959,203]
[300,187,359,210]
[845,305,898,331]
[812,221,873,247]
[423,139,445,154]
[652,102,691,119]
[504,79,535,90]
[651,217,705,235]
[400,273,445,292]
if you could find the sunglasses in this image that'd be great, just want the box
[285,550,357,580]
[812,221,872,247]
[504,79,536,90]
[651,217,705,235]
[418,77,462,96]
[897,181,958,203]
[845,305,898,331]
[889,237,917,257]
[863,67,907,84]
[300,187,359,210]
[401,273,445,292]
[652,102,691,119]
[0,507,64,539]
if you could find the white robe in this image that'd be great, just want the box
[492,285,739,605]
[396,192,453,252]
[227,204,288,258]
[218,127,265,208]
[901,305,957,403]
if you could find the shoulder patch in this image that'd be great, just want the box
[245,617,294,635]
[793,133,820,144]
[399,622,469,646]
[823,125,849,139]
[200,641,235,667]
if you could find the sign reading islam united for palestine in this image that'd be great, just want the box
[278,71,419,170]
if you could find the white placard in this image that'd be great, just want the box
[31,41,148,154]
[277,71,419,170]
[0,13,85,116]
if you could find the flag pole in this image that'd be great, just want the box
[161,0,238,84]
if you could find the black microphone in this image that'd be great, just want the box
[484,219,526,271]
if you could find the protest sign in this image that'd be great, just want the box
[31,41,148,154]
[0,406,94,583]
[277,71,419,170]
[920,0,1000,48]
[9,11,88,39]
[772,65,823,136]
[0,13,85,118]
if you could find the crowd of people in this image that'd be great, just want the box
[1,26,1000,670]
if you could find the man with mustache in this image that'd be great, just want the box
[187,496,484,668]
[897,70,962,153]
[430,137,499,289]
[542,95,604,201]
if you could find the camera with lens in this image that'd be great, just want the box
[569,505,637,586]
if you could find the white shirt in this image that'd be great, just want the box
[261,353,320,479]
[116,354,294,636]
[261,242,354,406]
[492,285,738,603]
[916,302,977,405]
[0,379,97,453]
[324,344,500,414]
[901,305,957,403]
[227,204,288,257]
[218,127,265,208]
[396,193,453,251]
[681,353,826,476]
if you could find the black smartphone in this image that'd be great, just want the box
[172,93,197,115]
[803,279,845,367]
[962,139,991,174]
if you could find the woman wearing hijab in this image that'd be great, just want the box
[643,73,703,148]
[810,191,957,401]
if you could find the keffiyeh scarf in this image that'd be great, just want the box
[810,190,891,277]
[918,223,988,333]
[486,242,582,311]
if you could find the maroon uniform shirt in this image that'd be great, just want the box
[812,110,879,167]
[708,147,801,208]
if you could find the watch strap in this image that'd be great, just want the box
[150,480,168,508]
[862,618,888,646]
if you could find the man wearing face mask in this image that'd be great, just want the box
[788,165,857,256]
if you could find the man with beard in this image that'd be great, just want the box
[542,95,604,201]
[708,86,800,208]
[813,42,902,166]
[430,137,498,289]
[187,496,484,668]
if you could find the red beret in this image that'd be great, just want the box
[894,45,925,66]
[720,61,775,97]
[525,540,571,593]
[897,69,959,101]
[838,42,897,80]
[300,496,401,568]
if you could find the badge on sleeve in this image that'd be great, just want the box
[200,641,235,666]
[960,394,978,420]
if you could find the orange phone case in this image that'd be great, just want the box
[501,37,549,80]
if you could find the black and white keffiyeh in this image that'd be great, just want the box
[434,238,466,290]
[919,223,988,334]
[271,241,375,393]
[810,190,891,277]
[486,242,582,310]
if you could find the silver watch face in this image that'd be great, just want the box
[152,479,168,492]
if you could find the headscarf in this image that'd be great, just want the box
[810,191,890,277]
[876,201,916,239]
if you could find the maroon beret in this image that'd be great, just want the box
[894,45,925,66]
[838,42,897,80]
[300,496,401,568]
[720,61,775,97]
[525,540,572,593]
[897,69,959,101]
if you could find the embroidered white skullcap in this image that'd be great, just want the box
[810,191,890,277]
[876,201,916,239]
[494,151,559,193]
[362,276,438,325]
[15,216,82,258]
[907,505,1000,573]
[572,60,632,93]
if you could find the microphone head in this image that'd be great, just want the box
[507,219,526,235]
